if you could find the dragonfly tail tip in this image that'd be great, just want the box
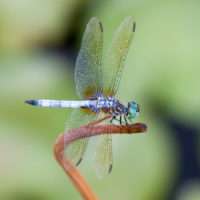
[25,100,35,106]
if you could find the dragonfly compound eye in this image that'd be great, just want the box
[127,101,139,119]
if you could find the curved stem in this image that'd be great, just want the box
[53,116,147,200]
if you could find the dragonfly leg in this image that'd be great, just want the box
[116,115,136,131]
[109,115,132,133]
[119,115,122,125]
[110,115,123,125]
[123,115,128,125]
[111,115,123,125]
[125,117,137,129]
[112,115,126,125]
[110,115,116,124]
[116,116,131,133]
[110,116,121,129]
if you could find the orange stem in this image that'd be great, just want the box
[53,116,147,200]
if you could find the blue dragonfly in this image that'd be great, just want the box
[26,16,139,179]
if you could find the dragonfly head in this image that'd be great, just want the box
[127,102,139,120]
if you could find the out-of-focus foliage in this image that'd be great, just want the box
[0,0,200,200]
[0,0,80,52]
[176,180,200,200]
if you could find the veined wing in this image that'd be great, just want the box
[92,113,113,179]
[64,108,98,168]
[91,17,135,178]
[64,107,113,179]
[103,16,136,97]
[65,17,103,169]
[75,17,103,99]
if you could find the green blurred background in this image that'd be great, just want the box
[1,0,200,199]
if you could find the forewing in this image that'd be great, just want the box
[75,17,103,99]
[92,114,113,179]
[64,108,98,167]
[103,16,135,97]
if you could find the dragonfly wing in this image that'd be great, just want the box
[92,114,113,179]
[75,17,103,99]
[64,108,98,167]
[103,16,135,97]
[91,17,135,178]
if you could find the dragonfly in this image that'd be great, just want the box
[25,16,139,179]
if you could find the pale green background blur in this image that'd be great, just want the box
[1,0,200,200]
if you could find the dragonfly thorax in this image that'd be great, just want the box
[92,96,118,113]
[90,95,135,119]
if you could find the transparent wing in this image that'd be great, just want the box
[103,16,136,97]
[92,113,113,179]
[90,16,136,175]
[75,17,103,99]
[64,108,98,167]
